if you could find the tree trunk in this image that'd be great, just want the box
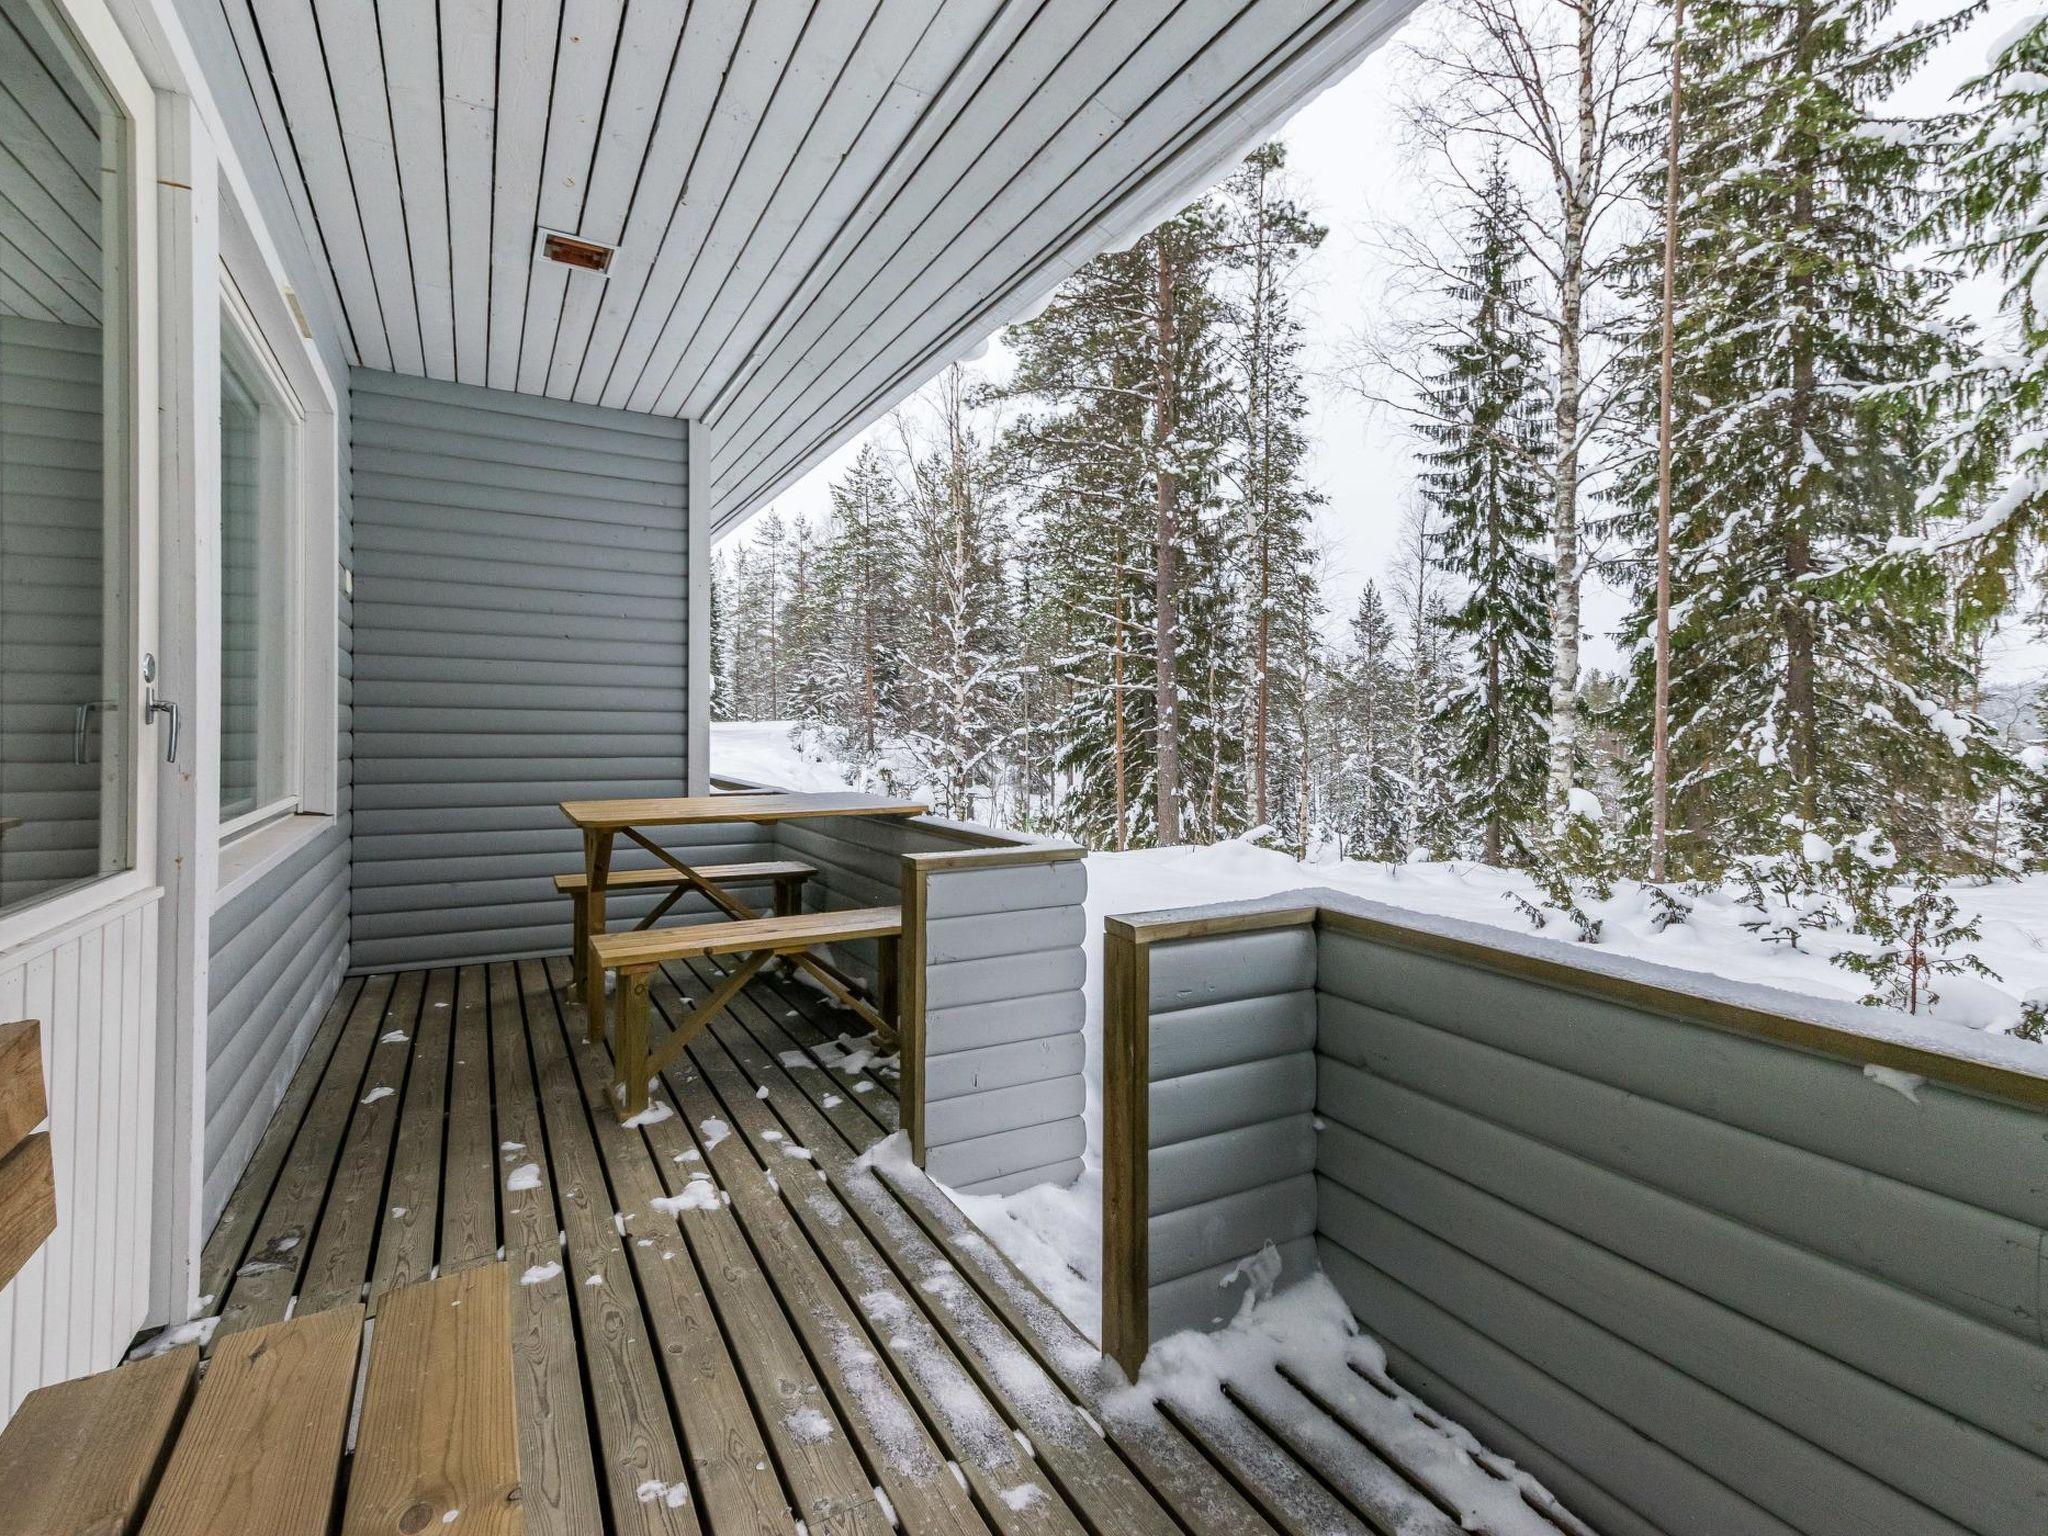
[1650,0,1687,883]
[1113,588,1129,852]
[1546,0,1597,808]
[1152,241,1183,845]
[1782,0,1820,823]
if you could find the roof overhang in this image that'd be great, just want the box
[218,0,1420,537]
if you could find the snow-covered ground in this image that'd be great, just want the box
[715,720,2048,1521]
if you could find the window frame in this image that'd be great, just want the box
[215,272,307,843]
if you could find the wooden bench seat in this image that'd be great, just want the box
[593,906,902,1118]
[0,1263,521,1536]
[556,860,814,994]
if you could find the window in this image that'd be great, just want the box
[218,284,303,833]
[0,0,136,919]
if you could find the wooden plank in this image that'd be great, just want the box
[439,965,500,1272]
[297,969,425,1314]
[553,860,814,893]
[1155,1395,1377,1536]
[619,0,886,413]
[626,966,988,1536]
[495,969,699,1535]
[567,0,748,403]
[682,976,1186,1536]
[375,0,457,376]
[0,1132,55,1291]
[140,1305,364,1536]
[0,1019,45,1156]
[439,0,497,382]
[342,1264,522,1536]
[239,0,394,370]
[370,967,456,1302]
[595,907,901,968]
[199,976,364,1307]
[1100,925,1148,1377]
[668,1006,1077,1536]
[485,0,561,392]
[488,963,605,1536]
[0,1346,195,1536]
[516,0,625,395]
[216,975,397,1337]
[560,793,926,830]
[518,959,807,1536]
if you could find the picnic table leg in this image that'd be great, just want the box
[585,829,614,1043]
[616,969,652,1118]
[876,936,901,1047]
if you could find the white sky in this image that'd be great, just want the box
[729,0,2045,688]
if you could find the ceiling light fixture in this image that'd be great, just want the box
[539,230,616,275]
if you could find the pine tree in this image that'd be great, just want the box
[1613,0,1998,870]
[1417,162,1556,866]
[1334,581,1413,859]
[1218,145,1328,829]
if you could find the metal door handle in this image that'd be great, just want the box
[146,690,180,764]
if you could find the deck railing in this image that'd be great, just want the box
[712,773,1089,1194]
[1100,888,2048,1536]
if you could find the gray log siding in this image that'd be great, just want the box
[1140,926,1319,1341]
[768,812,1089,1195]
[203,413,353,1232]
[1101,891,2048,1536]
[347,369,719,969]
[918,853,1088,1195]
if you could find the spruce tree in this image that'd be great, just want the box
[1614,0,1997,870]
[1916,11,2048,621]
[1417,161,1556,866]
[812,443,909,767]
[1336,581,1413,859]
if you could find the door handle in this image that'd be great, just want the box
[73,702,102,764]
[140,652,179,764]
[145,690,180,764]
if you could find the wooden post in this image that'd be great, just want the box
[1100,922,1151,1379]
[584,829,614,1042]
[616,969,652,1118]
[898,860,929,1163]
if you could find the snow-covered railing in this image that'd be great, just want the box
[713,772,1088,1194]
[1102,889,2048,1536]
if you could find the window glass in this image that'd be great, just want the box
[219,305,299,827]
[0,0,133,916]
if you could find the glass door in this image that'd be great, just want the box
[0,0,150,925]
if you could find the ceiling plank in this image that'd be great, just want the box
[515,0,624,397]
[539,0,688,398]
[485,0,561,393]
[699,0,1174,458]
[595,1,818,412]
[440,0,496,385]
[315,0,426,373]
[564,0,747,405]
[378,0,456,378]
[245,0,394,370]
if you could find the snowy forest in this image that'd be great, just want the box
[713,0,2048,1011]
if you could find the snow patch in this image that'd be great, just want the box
[519,1262,562,1286]
[1863,1064,1927,1103]
[505,1163,542,1192]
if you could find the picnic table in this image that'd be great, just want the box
[558,791,928,1042]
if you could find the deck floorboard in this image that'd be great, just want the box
[194,951,1566,1536]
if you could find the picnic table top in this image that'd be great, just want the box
[558,790,929,831]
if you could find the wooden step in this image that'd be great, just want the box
[139,1304,363,1536]
[0,1345,197,1536]
[551,859,813,893]
[341,1262,521,1535]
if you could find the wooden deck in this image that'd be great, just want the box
[197,951,1567,1536]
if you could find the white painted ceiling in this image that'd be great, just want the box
[222,0,1414,534]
